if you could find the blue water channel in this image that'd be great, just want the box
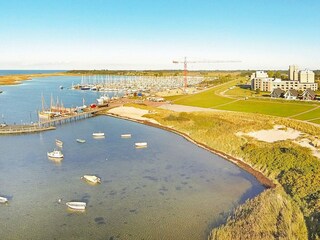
[0,75,265,239]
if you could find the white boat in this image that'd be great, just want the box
[92,132,105,137]
[76,139,86,143]
[121,134,132,138]
[55,139,63,147]
[81,175,101,184]
[66,202,86,211]
[47,150,64,158]
[0,196,8,204]
[135,142,148,148]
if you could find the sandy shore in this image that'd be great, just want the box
[108,106,160,124]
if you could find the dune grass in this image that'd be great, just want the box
[210,188,307,240]
[137,107,319,239]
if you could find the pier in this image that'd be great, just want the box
[0,106,111,135]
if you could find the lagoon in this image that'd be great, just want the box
[0,76,265,239]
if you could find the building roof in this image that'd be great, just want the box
[271,88,285,95]
[285,89,299,96]
[303,88,316,98]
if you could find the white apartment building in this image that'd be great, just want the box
[251,66,317,92]
[299,69,315,83]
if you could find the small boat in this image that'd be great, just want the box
[66,202,86,211]
[92,132,105,137]
[121,134,132,138]
[81,175,101,184]
[59,85,64,90]
[47,150,64,158]
[55,139,63,147]
[135,142,148,148]
[76,139,86,143]
[0,196,8,204]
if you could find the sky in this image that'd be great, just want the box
[0,0,320,70]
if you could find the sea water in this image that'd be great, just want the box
[0,76,265,239]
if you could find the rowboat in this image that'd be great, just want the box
[47,150,64,159]
[92,132,105,137]
[0,196,8,204]
[66,202,86,211]
[76,139,86,143]
[81,175,101,184]
[121,134,132,138]
[135,142,147,148]
[55,139,63,147]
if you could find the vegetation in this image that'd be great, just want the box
[0,72,76,85]
[210,188,307,240]
[138,108,319,239]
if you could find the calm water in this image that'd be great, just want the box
[0,70,65,76]
[0,76,265,239]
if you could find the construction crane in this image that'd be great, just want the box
[173,57,241,89]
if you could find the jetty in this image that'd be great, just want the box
[0,124,56,134]
[0,106,113,135]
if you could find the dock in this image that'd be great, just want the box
[0,106,112,135]
[0,124,56,134]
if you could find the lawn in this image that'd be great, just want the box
[170,76,318,118]
[291,107,320,120]
[215,99,315,117]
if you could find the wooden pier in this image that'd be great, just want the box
[0,106,111,135]
[0,124,56,134]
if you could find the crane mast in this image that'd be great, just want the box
[173,57,241,89]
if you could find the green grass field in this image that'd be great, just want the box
[168,76,320,121]
[216,99,315,117]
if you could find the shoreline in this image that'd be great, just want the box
[102,111,276,189]
[0,72,79,85]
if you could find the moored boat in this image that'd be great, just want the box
[55,139,63,147]
[135,142,147,148]
[81,175,101,184]
[121,134,132,138]
[66,202,86,211]
[47,150,64,158]
[92,132,105,137]
[76,139,86,143]
[0,196,8,204]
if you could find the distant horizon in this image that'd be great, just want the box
[1,68,319,72]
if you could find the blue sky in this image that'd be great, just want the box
[0,0,319,70]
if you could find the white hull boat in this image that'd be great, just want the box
[135,142,147,148]
[121,134,132,138]
[81,175,101,184]
[76,139,86,143]
[0,196,8,204]
[55,139,63,147]
[47,150,64,158]
[66,202,86,211]
[92,132,105,137]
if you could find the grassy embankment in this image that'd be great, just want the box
[133,106,318,239]
[160,74,320,239]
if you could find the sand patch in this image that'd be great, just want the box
[241,125,301,143]
[294,138,320,159]
[108,106,159,124]
[237,125,320,159]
